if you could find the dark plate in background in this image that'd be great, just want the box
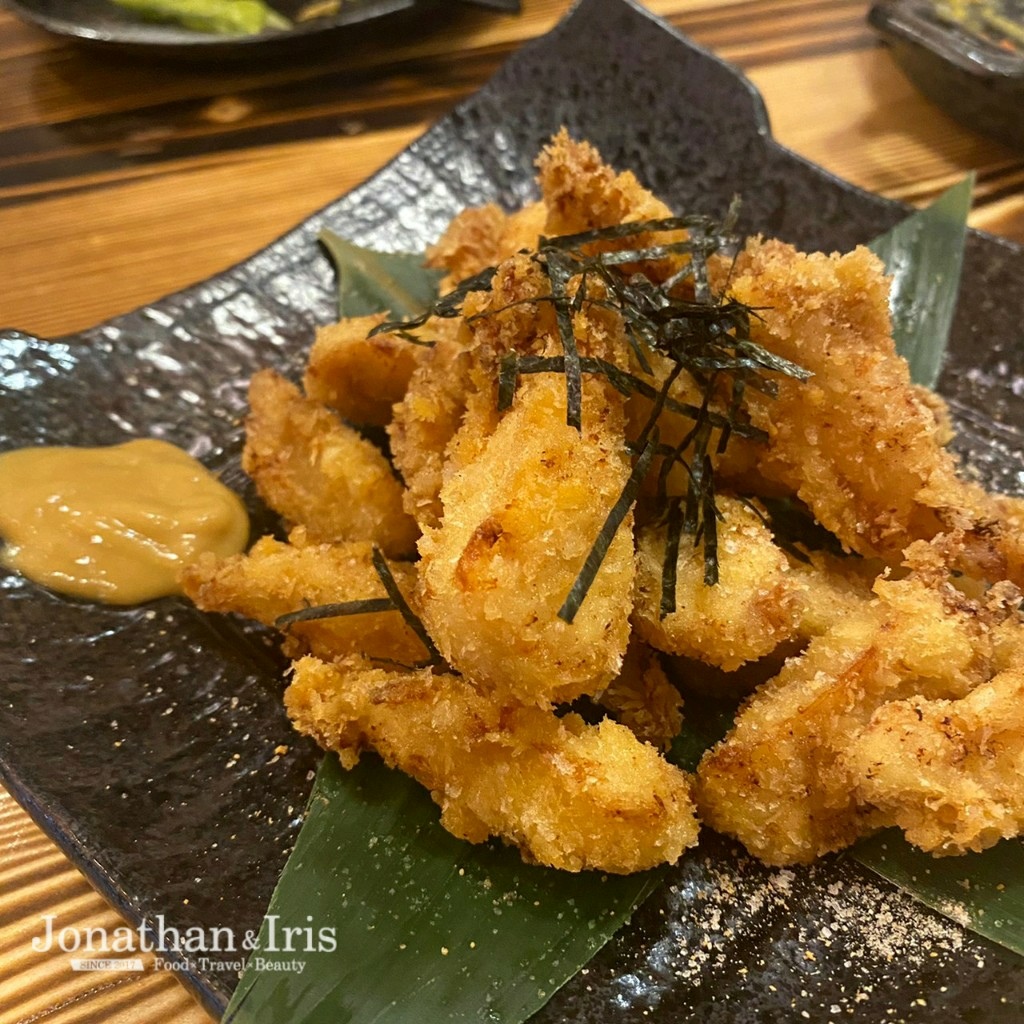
[2,0,1024,1019]
[1,0,519,60]
[870,0,1024,151]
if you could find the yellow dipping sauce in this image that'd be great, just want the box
[0,439,249,605]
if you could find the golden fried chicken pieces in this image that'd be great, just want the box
[426,201,547,285]
[536,128,673,239]
[243,370,418,558]
[845,662,1024,855]
[696,566,1021,865]
[634,497,803,671]
[286,656,699,873]
[181,534,427,665]
[303,313,427,428]
[599,641,684,751]
[184,130,1024,876]
[387,337,477,529]
[418,374,635,705]
[719,239,1020,584]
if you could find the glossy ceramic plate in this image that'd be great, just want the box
[1,0,518,60]
[3,0,1024,1019]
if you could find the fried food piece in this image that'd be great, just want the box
[286,656,699,873]
[303,313,428,427]
[396,226,635,534]
[181,534,427,665]
[844,663,1024,855]
[695,569,1011,865]
[243,370,418,557]
[791,549,880,637]
[426,202,505,281]
[599,641,683,751]
[634,497,804,671]
[390,252,569,531]
[459,253,560,361]
[536,128,673,240]
[661,552,878,701]
[388,337,478,529]
[426,201,547,284]
[418,373,634,705]
[718,239,1014,581]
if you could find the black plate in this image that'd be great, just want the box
[870,0,1024,152]
[1,0,519,60]
[3,0,1024,1019]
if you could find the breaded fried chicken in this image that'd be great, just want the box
[286,655,699,873]
[243,370,418,557]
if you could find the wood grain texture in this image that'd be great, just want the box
[2,1,1023,1022]
[0,789,209,1024]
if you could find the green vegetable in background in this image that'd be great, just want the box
[110,0,291,35]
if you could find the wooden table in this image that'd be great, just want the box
[2,1,1023,1020]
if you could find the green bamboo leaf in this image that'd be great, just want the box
[319,230,447,321]
[110,0,291,33]
[852,832,1024,957]
[223,756,659,1024]
[868,175,974,388]
[668,697,736,773]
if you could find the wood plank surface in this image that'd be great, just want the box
[2,1,1023,1022]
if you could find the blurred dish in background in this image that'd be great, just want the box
[870,0,1024,151]
[933,0,1024,51]
[106,0,294,35]
[2,0,519,58]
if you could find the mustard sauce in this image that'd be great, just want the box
[0,439,249,604]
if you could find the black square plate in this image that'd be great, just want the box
[2,0,1024,1019]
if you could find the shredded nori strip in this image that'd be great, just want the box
[699,454,720,586]
[372,210,812,621]
[505,354,767,440]
[275,598,396,628]
[542,248,584,431]
[757,495,850,559]
[660,497,685,618]
[369,264,499,337]
[371,547,451,671]
[497,352,521,412]
[558,434,659,624]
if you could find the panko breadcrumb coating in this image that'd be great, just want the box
[418,373,635,705]
[634,497,803,671]
[243,370,418,558]
[844,665,1024,855]
[303,313,427,427]
[718,238,1021,585]
[181,130,1024,875]
[790,549,880,638]
[426,200,547,286]
[181,534,427,665]
[387,337,478,529]
[696,563,1022,865]
[599,641,684,751]
[537,129,672,241]
[286,655,699,873]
